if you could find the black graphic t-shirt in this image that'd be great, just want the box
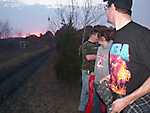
[109,21,150,95]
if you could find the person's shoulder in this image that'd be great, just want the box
[131,22,150,43]
[131,21,150,33]
[82,41,91,49]
[84,41,95,46]
[82,41,88,46]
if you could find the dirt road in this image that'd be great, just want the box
[0,51,81,113]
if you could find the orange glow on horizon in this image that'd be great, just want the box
[29,32,43,37]
[13,32,44,38]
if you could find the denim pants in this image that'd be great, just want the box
[78,70,89,112]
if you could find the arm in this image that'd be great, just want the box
[111,76,150,113]
[85,54,97,61]
[124,76,150,104]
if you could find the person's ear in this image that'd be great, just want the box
[111,4,116,11]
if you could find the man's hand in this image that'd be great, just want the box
[110,76,150,113]
[111,97,130,113]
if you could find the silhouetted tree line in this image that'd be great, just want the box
[55,22,80,83]
[54,21,98,83]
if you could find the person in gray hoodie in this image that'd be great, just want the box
[94,27,115,113]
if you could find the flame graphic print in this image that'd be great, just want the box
[110,44,131,95]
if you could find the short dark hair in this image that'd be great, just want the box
[100,29,115,41]
[89,28,99,37]
[93,26,115,41]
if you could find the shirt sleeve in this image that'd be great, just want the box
[82,42,97,56]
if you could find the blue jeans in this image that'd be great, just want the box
[78,70,89,112]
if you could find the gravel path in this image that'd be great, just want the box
[0,51,81,113]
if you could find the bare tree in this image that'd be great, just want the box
[48,0,104,35]
[0,20,12,39]
[79,0,104,43]
[56,0,78,26]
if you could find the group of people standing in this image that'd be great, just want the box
[78,0,150,113]
[78,24,114,113]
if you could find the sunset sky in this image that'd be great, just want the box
[0,0,150,36]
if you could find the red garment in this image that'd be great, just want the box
[100,100,107,113]
[85,74,107,113]
[85,74,95,113]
